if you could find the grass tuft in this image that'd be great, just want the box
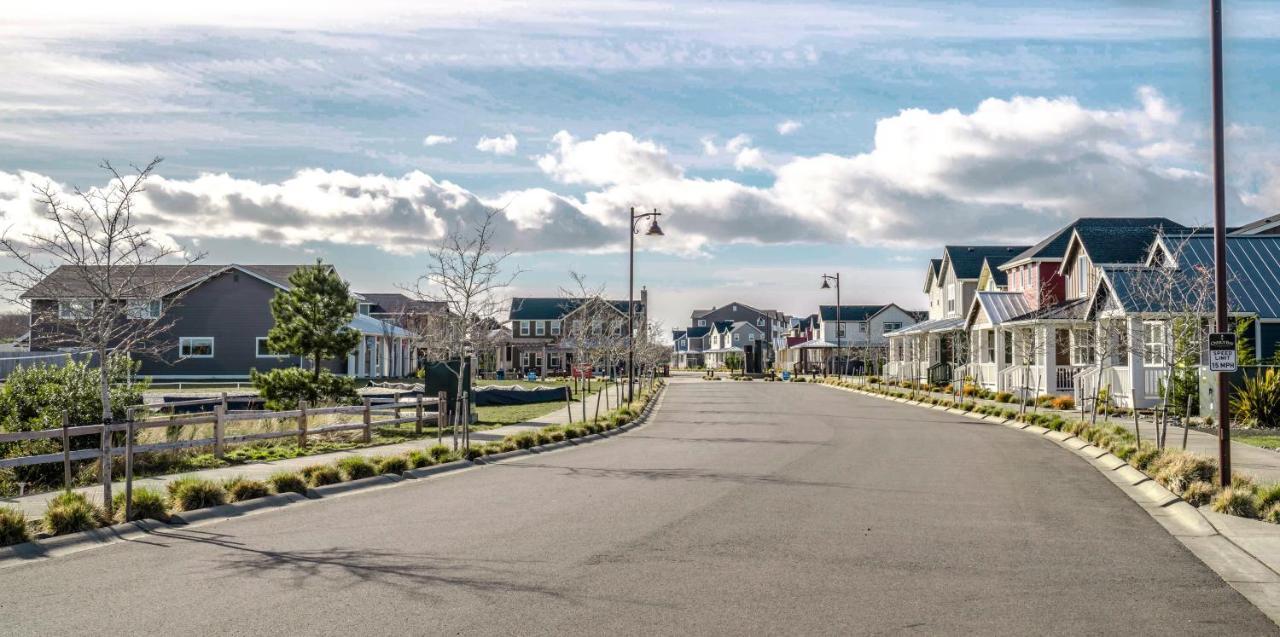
[223,477,271,503]
[0,506,30,546]
[301,464,342,487]
[336,456,377,481]
[1212,487,1259,518]
[167,477,228,512]
[43,491,101,535]
[268,471,308,495]
[375,455,409,475]
[1181,481,1219,507]
[112,487,170,522]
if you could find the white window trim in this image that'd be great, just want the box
[58,298,94,320]
[255,337,286,358]
[179,336,215,359]
[535,321,546,336]
[550,320,562,336]
[519,321,530,336]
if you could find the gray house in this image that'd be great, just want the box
[23,264,415,380]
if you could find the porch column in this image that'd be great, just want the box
[1127,317,1144,407]
[357,337,367,379]
[347,351,356,378]
[1035,325,1052,398]
[540,345,547,377]
[994,328,1006,391]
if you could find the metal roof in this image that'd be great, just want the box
[1101,236,1280,318]
[886,316,964,336]
[347,313,414,337]
[972,292,1030,327]
[508,297,639,320]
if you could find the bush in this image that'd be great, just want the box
[1212,487,1259,518]
[427,444,454,462]
[337,457,376,481]
[563,426,587,439]
[268,471,308,495]
[1050,396,1075,411]
[0,506,30,546]
[1233,369,1280,428]
[168,477,228,511]
[508,432,539,450]
[375,455,409,475]
[301,464,341,487]
[1265,503,1280,525]
[1151,452,1217,494]
[1129,444,1161,471]
[1256,483,1280,513]
[1182,481,1219,506]
[43,491,101,535]
[250,367,359,411]
[994,392,1015,403]
[499,439,519,453]
[223,477,271,502]
[406,450,433,469]
[113,487,169,522]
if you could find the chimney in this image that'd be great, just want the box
[640,287,649,322]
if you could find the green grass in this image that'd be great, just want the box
[1226,430,1280,451]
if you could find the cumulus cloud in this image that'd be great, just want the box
[776,119,802,135]
[700,135,719,156]
[537,130,680,186]
[475,133,518,155]
[2,89,1248,258]
[422,134,455,146]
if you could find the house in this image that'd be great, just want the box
[503,290,647,376]
[886,245,1027,385]
[671,325,711,368]
[22,264,416,380]
[683,301,789,368]
[702,320,767,371]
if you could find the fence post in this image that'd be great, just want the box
[125,407,135,522]
[462,391,470,449]
[101,417,113,514]
[415,395,424,435]
[61,411,72,492]
[362,397,372,443]
[436,391,447,446]
[298,400,309,448]
[565,386,573,424]
[214,404,226,459]
[220,391,228,414]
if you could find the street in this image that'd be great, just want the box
[0,379,1273,635]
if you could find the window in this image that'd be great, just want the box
[1144,322,1166,366]
[1003,331,1014,365]
[946,284,955,313]
[697,319,706,327]
[357,303,373,315]
[550,320,561,336]
[549,353,561,369]
[126,299,162,320]
[179,337,214,358]
[732,305,738,311]
[519,321,530,336]
[256,337,285,358]
[535,322,546,336]
[1072,329,1095,365]
[1077,256,1088,297]
[757,317,765,326]
[882,322,902,333]
[985,330,995,363]
[58,299,94,319]
[520,352,531,367]
[733,333,740,344]
[857,322,866,333]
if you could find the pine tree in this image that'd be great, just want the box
[266,260,361,378]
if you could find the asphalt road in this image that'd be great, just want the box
[1,380,1275,635]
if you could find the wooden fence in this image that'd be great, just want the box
[0,390,449,514]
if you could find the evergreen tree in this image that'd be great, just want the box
[266,260,361,378]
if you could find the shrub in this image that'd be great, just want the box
[1233,369,1280,428]
[223,477,271,502]
[1129,444,1161,471]
[113,487,169,522]
[499,439,519,453]
[1112,444,1137,461]
[0,506,30,546]
[563,426,587,439]
[168,477,228,511]
[1050,396,1075,411]
[250,367,359,411]
[508,432,539,450]
[375,455,409,475]
[337,457,377,480]
[406,450,434,469]
[1212,487,1259,518]
[427,444,454,462]
[1035,394,1056,407]
[1265,503,1280,524]
[1149,452,1216,493]
[994,392,1015,404]
[1256,483,1280,513]
[268,471,308,495]
[43,491,101,535]
[1182,481,1219,506]
[547,429,566,442]
[301,464,342,487]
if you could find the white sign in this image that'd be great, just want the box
[1208,332,1238,373]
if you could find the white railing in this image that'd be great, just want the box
[1143,366,1170,401]
[972,363,996,389]
[1054,365,1088,393]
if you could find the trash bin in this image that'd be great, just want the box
[782,371,791,381]
[496,369,506,380]
[526,371,538,382]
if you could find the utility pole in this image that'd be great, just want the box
[1210,0,1231,487]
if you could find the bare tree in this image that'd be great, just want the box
[0,158,204,424]
[408,208,519,445]
[559,272,617,423]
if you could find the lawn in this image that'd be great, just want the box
[473,379,612,426]
[1226,429,1280,452]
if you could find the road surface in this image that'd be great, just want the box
[1,380,1273,635]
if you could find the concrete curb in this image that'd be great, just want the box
[530,440,575,453]
[402,459,474,479]
[0,519,166,565]
[305,474,401,499]
[472,448,535,465]
[170,492,308,525]
[820,380,1280,625]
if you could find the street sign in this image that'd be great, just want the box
[1208,332,1238,372]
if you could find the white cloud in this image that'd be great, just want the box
[733,147,770,172]
[422,134,455,146]
[724,134,752,153]
[776,119,802,135]
[475,133,518,155]
[700,136,719,157]
[537,130,680,186]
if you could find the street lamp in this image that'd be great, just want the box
[629,207,663,404]
[821,273,841,378]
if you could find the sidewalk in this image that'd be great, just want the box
[1,393,603,519]
[839,376,1280,484]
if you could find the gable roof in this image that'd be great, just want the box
[1231,212,1280,236]
[508,297,640,321]
[943,246,1029,280]
[923,258,944,292]
[819,304,890,322]
[1001,217,1189,269]
[1059,220,1189,275]
[684,325,711,338]
[672,329,687,341]
[980,258,1010,289]
[20,263,312,300]
[358,292,448,316]
[966,291,1031,329]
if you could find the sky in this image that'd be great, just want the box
[2,1,1279,333]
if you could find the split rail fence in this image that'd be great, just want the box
[0,390,449,513]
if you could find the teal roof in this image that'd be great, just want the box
[509,297,640,320]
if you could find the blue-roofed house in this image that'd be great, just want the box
[503,289,647,377]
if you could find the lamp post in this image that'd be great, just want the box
[1210,0,1231,486]
[821,273,840,378]
[629,207,664,404]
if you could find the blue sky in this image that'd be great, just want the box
[2,1,1278,330]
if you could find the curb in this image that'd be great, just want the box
[170,492,308,525]
[530,440,575,453]
[305,474,402,499]
[402,459,474,479]
[819,380,1280,625]
[0,519,165,564]
[472,448,535,465]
